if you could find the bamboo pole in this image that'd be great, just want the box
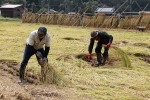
[72,8,89,26]
[58,5,78,25]
[68,15,78,26]
[135,1,142,11]
[31,9,46,23]
[26,10,41,23]
[127,3,149,29]
[44,9,62,25]
[84,6,105,28]
[44,14,55,24]
[110,5,129,29]
[100,0,128,28]
[68,8,81,26]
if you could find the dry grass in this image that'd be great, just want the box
[0,20,150,100]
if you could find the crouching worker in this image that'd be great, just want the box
[88,30,113,67]
[19,27,51,82]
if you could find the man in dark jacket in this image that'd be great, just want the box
[88,31,113,67]
[19,27,51,82]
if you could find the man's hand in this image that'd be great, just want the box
[88,54,92,60]
[36,51,43,58]
[43,57,48,62]
[106,42,111,47]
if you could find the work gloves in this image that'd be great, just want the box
[43,57,48,62]
[106,42,111,47]
[88,54,92,60]
[36,51,43,58]
[36,51,48,62]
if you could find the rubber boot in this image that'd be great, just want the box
[94,53,102,67]
[18,65,26,83]
[102,53,108,65]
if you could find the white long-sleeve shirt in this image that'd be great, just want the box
[26,30,51,50]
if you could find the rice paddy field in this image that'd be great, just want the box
[0,17,150,100]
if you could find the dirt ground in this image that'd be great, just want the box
[0,60,71,100]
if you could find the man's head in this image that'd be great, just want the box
[90,31,98,39]
[90,31,100,41]
[38,27,47,38]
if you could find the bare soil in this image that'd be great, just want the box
[134,53,150,64]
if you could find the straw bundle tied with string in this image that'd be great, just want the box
[130,16,140,29]
[139,13,150,28]
[95,14,105,27]
[111,16,119,28]
[45,14,53,24]
[82,16,90,27]
[102,16,113,28]
[119,19,124,28]
[22,12,32,23]
[68,15,80,26]
[57,14,66,25]
[63,16,73,26]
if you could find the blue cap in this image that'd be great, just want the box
[38,27,47,35]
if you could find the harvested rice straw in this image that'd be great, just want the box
[111,46,132,68]
[119,19,124,28]
[69,15,80,26]
[94,14,105,27]
[57,14,67,25]
[139,13,150,28]
[63,16,73,26]
[30,13,39,23]
[40,62,65,86]
[102,16,113,28]
[111,16,119,28]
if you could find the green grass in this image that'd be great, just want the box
[0,20,150,100]
[0,16,21,22]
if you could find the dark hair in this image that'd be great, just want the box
[38,27,47,35]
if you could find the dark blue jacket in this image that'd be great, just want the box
[88,31,113,54]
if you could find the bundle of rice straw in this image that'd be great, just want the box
[40,62,65,86]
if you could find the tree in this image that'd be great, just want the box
[79,6,94,16]
[29,2,38,13]
[0,0,150,13]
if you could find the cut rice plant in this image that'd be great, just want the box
[112,46,132,68]
[39,62,66,86]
